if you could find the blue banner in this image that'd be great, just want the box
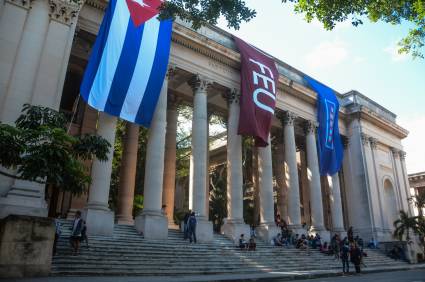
[304,76,343,175]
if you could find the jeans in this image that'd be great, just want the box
[342,258,349,273]
[188,227,197,243]
[183,223,188,239]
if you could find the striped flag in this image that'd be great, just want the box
[80,0,172,127]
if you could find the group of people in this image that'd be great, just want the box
[182,210,198,243]
[239,234,257,250]
[52,210,89,256]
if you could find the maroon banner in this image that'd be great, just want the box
[235,37,279,147]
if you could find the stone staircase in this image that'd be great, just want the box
[52,220,412,277]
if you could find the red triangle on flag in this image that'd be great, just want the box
[125,0,163,27]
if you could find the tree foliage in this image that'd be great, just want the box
[0,104,110,194]
[160,0,425,58]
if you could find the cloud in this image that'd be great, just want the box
[353,56,366,64]
[398,115,425,174]
[303,39,349,69]
[384,41,408,62]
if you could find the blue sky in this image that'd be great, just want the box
[217,0,425,173]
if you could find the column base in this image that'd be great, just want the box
[222,219,250,244]
[116,215,134,225]
[256,222,280,243]
[0,181,47,219]
[135,211,168,240]
[195,218,213,243]
[83,207,114,236]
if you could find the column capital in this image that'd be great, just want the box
[6,0,33,9]
[390,147,400,157]
[49,0,83,25]
[369,137,378,150]
[279,111,298,126]
[361,133,369,146]
[223,89,240,105]
[304,120,318,135]
[188,75,212,93]
[399,150,406,160]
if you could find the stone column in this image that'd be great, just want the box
[116,123,140,225]
[162,95,178,226]
[300,150,311,225]
[134,73,169,240]
[281,112,302,232]
[222,90,250,242]
[399,151,415,216]
[273,139,288,223]
[305,120,327,236]
[31,0,83,109]
[252,147,260,225]
[84,112,117,236]
[188,75,213,242]
[256,135,279,241]
[362,134,383,238]
[328,173,346,235]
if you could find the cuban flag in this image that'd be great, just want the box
[304,75,343,176]
[80,0,172,127]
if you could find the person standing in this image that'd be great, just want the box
[183,209,191,240]
[53,214,61,256]
[350,242,362,273]
[188,212,197,243]
[341,242,350,274]
[70,211,83,255]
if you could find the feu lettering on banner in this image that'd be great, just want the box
[250,58,276,114]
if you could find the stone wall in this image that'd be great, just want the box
[0,215,55,278]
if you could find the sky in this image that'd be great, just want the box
[216,0,425,174]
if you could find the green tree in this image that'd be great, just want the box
[160,0,425,58]
[394,210,419,241]
[0,104,110,194]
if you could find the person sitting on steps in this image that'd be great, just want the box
[239,234,248,250]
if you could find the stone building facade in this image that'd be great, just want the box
[409,172,425,216]
[0,0,414,243]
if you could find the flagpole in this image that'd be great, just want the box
[67,94,81,134]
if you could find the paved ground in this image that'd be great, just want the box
[290,269,425,282]
[2,268,425,282]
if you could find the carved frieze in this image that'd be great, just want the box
[49,0,83,25]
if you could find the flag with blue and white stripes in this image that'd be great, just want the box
[80,0,172,127]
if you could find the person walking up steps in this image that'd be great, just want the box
[188,212,197,243]
[341,241,350,274]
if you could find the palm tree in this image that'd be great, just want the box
[409,193,425,217]
[393,210,419,241]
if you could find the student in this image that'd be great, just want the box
[341,242,350,274]
[81,220,89,248]
[183,210,191,240]
[248,237,257,251]
[70,211,83,255]
[350,242,362,273]
[239,234,248,250]
[188,212,197,243]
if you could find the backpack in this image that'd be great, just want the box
[189,216,196,228]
